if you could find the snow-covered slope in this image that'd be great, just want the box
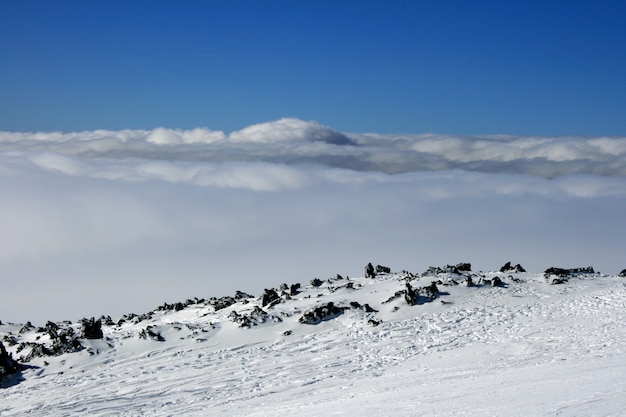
[2,263,626,416]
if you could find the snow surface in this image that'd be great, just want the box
[2,266,626,416]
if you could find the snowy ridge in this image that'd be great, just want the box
[2,263,626,416]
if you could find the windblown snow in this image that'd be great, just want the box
[2,263,626,416]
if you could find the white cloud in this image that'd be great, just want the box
[0,120,625,323]
[229,118,355,145]
[146,127,226,145]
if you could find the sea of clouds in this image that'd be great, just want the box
[1,118,625,323]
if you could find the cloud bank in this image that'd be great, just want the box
[2,117,625,183]
[1,119,625,323]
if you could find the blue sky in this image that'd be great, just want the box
[1,0,625,135]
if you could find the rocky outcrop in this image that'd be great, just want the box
[404,283,418,305]
[384,282,441,306]
[544,266,596,284]
[544,266,595,277]
[500,262,526,273]
[365,263,391,278]
[310,278,324,287]
[0,341,19,379]
[299,302,347,325]
[349,301,378,313]
[290,283,301,296]
[423,263,472,276]
[209,296,236,311]
[261,288,281,308]
[139,326,165,342]
[229,306,282,328]
[376,265,391,274]
[618,269,626,277]
[81,317,104,340]
[15,322,83,362]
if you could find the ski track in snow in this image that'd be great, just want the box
[2,271,626,416]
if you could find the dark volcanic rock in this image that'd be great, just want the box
[492,276,504,287]
[234,290,254,300]
[261,288,281,308]
[290,283,301,296]
[310,278,324,287]
[620,269,626,277]
[423,263,472,276]
[455,263,472,272]
[0,341,19,379]
[404,283,418,306]
[81,317,104,340]
[299,302,347,325]
[365,263,376,278]
[139,326,165,342]
[229,306,282,328]
[385,281,440,306]
[210,296,237,311]
[500,262,526,273]
[376,265,391,274]
[349,301,378,313]
[544,266,595,278]
[19,322,35,334]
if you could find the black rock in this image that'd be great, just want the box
[261,288,281,308]
[620,269,626,277]
[455,263,472,272]
[0,341,19,379]
[492,276,504,287]
[404,283,418,306]
[290,283,301,296]
[210,296,237,311]
[234,290,254,300]
[500,262,527,273]
[376,265,391,274]
[81,317,104,340]
[544,267,570,277]
[230,306,281,328]
[349,302,378,313]
[310,278,324,287]
[139,326,165,342]
[19,322,35,334]
[424,282,440,298]
[365,263,376,278]
[544,266,595,278]
[299,302,347,325]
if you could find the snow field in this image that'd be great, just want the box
[1,270,626,416]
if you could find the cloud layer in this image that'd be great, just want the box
[1,119,625,323]
[2,118,625,185]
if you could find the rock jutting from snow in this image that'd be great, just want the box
[299,302,347,325]
[500,262,526,273]
[81,317,104,340]
[0,341,19,379]
[619,269,626,277]
[261,288,281,308]
[423,263,472,276]
[139,326,165,342]
[544,266,596,277]
[376,265,391,274]
[365,263,375,278]
[310,278,324,287]
[229,306,282,328]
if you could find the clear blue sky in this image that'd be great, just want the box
[1,0,625,135]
